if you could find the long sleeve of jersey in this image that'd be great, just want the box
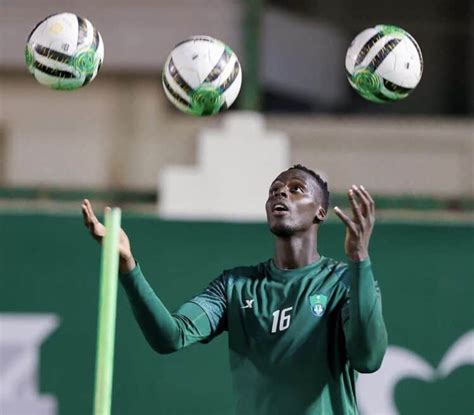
[119,263,217,354]
[341,257,388,373]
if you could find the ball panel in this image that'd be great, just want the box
[162,75,194,114]
[214,52,238,87]
[96,31,105,64]
[378,39,421,89]
[76,15,90,48]
[345,27,381,73]
[32,69,83,90]
[368,38,401,73]
[31,43,73,66]
[167,61,199,94]
[354,31,386,68]
[32,54,76,77]
[32,60,76,79]
[171,37,225,86]
[31,13,79,55]
[27,13,58,42]
[203,46,233,83]
[221,62,242,107]
[163,59,193,103]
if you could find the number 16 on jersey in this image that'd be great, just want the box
[271,307,293,333]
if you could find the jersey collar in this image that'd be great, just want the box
[268,256,326,282]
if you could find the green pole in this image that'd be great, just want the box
[241,0,263,110]
[93,208,121,415]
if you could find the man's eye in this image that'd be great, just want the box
[291,186,303,193]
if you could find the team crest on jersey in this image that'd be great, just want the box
[309,293,328,317]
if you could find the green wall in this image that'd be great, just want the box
[0,213,473,414]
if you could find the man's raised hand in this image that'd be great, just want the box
[333,185,375,262]
[81,199,136,273]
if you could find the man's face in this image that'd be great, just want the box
[265,169,323,237]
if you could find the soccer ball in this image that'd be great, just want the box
[162,35,242,116]
[25,12,104,90]
[345,25,423,103]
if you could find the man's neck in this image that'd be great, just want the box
[273,233,320,270]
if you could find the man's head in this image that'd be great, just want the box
[265,165,330,237]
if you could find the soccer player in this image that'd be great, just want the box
[82,165,387,415]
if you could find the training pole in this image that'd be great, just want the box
[93,208,121,415]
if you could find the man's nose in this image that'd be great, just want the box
[273,186,288,198]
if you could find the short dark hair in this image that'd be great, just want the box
[288,164,330,212]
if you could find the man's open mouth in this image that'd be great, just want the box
[272,203,289,213]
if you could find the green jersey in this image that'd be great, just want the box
[120,256,387,415]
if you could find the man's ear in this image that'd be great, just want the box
[314,206,327,224]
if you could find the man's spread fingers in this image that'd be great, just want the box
[359,186,375,214]
[352,186,370,217]
[334,207,358,235]
[348,188,364,224]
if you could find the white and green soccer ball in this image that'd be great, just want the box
[345,25,423,103]
[162,35,242,116]
[25,12,104,90]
